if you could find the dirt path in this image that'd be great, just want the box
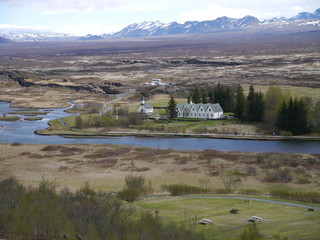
[184,196,320,210]
[100,89,136,114]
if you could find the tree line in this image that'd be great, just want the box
[0,177,204,240]
[188,84,320,135]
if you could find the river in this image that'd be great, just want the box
[0,101,319,153]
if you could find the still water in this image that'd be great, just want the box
[0,101,319,153]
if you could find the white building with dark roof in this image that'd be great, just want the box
[137,99,154,114]
[176,102,224,119]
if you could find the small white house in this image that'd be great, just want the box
[137,99,153,114]
[150,79,162,86]
[176,102,224,119]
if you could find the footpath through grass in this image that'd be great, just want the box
[135,196,320,240]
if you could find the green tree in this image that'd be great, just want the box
[167,96,178,119]
[75,115,83,129]
[234,84,245,120]
[240,223,264,240]
[211,83,234,112]
[246,85,264,122]
[192,88,201,104]
[201,89,208,104]
[264,85,289,125]
[118,174,148,202]
[276,97,310,135]
[311,100,320,133]
[276,100,288,130]
[246,84,256,121]
[294,98,309,135]
[208,89,214,104]
[255,92,265,122]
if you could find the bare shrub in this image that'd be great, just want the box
[174,157,189,165]
[296,178,312,184]
[59,166,69,171]
[117,174,148,202]
[222,174,242,192]
[213,188,233,194]
[117,188,141,202]
[20,151,31,156]
[41,145,68,151]
[91,158,118,168]
[244,165,258,176]
[264,168,293,183]
[239,189,262,195]
[29,154,46,159]
[162,184,210,196]
[288,161,299,168]
[11,143,23,146]
[60,147,83,154]
[181,168,200,173]
[125,174,146,190]
[135,167,150,172]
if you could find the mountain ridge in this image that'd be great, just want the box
[1,8,319,41]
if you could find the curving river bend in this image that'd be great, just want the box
[0,101,319,153]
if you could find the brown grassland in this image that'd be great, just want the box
[0,143,319,193]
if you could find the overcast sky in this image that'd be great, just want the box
[0,0,319,35]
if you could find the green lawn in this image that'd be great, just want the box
[242,84,320,104]
[135,196,320,240]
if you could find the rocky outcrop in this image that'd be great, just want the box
[0,70,122,94]
[185,59,243,66]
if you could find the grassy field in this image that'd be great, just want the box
[135,196,320,240]
[242,84,320,104]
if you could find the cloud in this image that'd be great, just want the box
[1,0,318,16]
[178,4,251,22]
[1,0,176,12]
[177,1,319,22]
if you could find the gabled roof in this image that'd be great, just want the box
[141,102,153,109]
[177,103,223,112]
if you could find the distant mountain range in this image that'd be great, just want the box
[0,28,77,42]
[1,8,319,42]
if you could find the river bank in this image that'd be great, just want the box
[36,128,320,142]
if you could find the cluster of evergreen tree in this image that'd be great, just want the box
[189,84,234,112]
[0,177,204,240]
[188,84,264,122]
[246,85,265,122]
[276,98,309,135]
[187,84,316,135]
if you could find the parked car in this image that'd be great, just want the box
[230,208,239,214]
[249,216,262,222]
[199,219,213,225]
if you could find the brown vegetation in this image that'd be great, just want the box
[0,143,319,193]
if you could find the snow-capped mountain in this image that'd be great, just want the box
[112,16,261,38]
[110,8,320,38]
[0,36,13,43]
[0,28,75,42]
[1,8,319,41]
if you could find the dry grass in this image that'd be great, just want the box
[0,143,319,194]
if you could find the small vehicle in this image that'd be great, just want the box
[229,208,239,214]
[249,216,262,222]
[199,219,213,225]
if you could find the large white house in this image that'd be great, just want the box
[137,99,154,114]
[176,102,224,119]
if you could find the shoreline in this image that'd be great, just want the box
[35,130,320,142]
